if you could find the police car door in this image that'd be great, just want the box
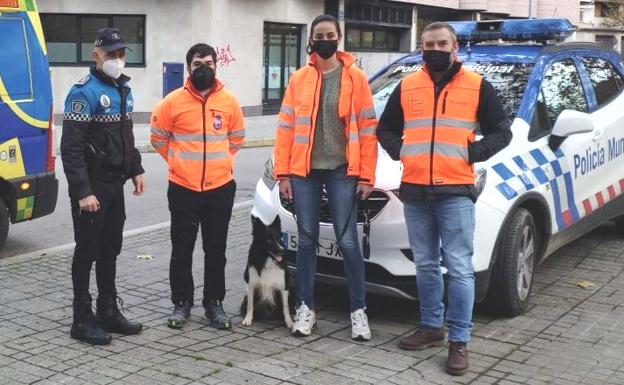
[528,57,593,233]
[576,55,624,217]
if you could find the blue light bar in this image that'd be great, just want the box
[447,18,576,43]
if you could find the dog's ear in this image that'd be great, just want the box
[270,215,281,229]
[251,215,264,233]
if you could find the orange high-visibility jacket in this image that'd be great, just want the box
[150,78,245,192]
[274,52,378,185]
[400,66,482,185]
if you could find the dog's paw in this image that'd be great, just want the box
[285,316,294,329]
[241,316,253,327]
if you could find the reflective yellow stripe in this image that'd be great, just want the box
[150,127,170,138]
[0,77,48,129]
[401,142,468,160]
[436,118,478,131]
[360,125,376,135]
[295,116,311,126]
[278,120,294,130]
[178,151,229,160]
[280,105,294,116]
[172,133,227,142]
[228,129,245,138]
[358,108,376,121]
[404,119,432,130]
[294,135,309,144]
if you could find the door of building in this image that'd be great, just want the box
[263,22,301,114]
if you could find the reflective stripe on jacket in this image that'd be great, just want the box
[150,78,245,192]
[273,51,378,185]
[400,66,481,185]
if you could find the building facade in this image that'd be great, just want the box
[40,0,582,121]
[577,0,624,55]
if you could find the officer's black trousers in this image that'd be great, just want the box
[168,180,235,307]
[71,179,125,309]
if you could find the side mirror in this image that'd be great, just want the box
[548,110,594,151]
[551,110,594,137]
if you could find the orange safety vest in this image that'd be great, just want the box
[273,52,378,185]
[400,66,481,185]
[150,78,245,192]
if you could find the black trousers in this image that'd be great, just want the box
[168,180,236,307]
[71,179,125,306]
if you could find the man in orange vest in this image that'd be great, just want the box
[377,22,511,375]
[150,43,245,330]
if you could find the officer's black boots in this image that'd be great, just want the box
[71,299,112,345]
[96,297,143,335]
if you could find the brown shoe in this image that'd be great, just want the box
[446,341,469,376]
[398,327,445,351]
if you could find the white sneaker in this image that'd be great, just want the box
[292,303,316,337]
[351,308,371,341]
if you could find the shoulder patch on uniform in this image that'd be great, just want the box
[75,75,91,86]
[71,99,87,114]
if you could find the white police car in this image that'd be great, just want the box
[252,18,624,316]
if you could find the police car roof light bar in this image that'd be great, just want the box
[448,18,576,44]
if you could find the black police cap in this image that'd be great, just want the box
[94,28,129,52]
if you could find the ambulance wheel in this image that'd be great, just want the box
[485,208,537,317]
[614,217,624,234]
[0,199,9,252]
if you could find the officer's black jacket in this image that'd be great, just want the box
[61,66,144,200]
[377,62,512,202]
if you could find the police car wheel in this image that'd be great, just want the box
[486,208,537,317]
[0,199,9,252]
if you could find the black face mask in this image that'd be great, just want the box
[191,65,215,91]
[422,50,453,73]
[311,40,338,60]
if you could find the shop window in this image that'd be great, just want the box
[41,13,145,66]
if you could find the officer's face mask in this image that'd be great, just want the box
[311,40,338,60]
[97,52,125,80]
[191,65,216,91]
[422,50,453,73]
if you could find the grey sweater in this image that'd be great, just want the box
[311,64,347,170]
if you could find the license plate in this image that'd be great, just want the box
[282,231,344,259]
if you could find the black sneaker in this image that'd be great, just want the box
[204,300,231,330]
[167,301,191,329]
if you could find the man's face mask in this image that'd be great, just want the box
[191,65,215,91]
[98,52,125,79]
[422,50,453,73]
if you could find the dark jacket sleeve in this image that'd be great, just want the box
[468,79,513,164]
[61,119,93,200]
[129,148,144,178]
[376,81,404,161]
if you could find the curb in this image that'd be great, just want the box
[1,200,254,265]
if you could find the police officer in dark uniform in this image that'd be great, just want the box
[61,28,145,345]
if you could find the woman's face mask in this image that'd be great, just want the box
[310,39,338,60]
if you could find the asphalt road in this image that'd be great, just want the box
[0,147,273,259]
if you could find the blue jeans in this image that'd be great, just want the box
[403,196,475,343]
[291,167,366,311]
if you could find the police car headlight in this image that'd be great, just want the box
[475,169,487,198]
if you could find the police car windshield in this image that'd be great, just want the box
[371,62,534,121]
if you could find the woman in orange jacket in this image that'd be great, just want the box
[274,14,378,340]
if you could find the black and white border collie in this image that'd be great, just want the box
[241,215,293,328]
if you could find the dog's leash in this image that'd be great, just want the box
[286,190,366,256]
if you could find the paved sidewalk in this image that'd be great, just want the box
[1,205,624,384]
[55,114,278,154]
